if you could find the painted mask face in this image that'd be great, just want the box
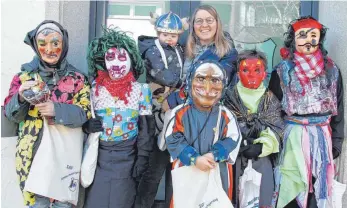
[158,32,179,47]
[191,64,224,111]
[105,47,131,80]
[36,31,63,65]
[295,27,320,55]
[239,58,266,89]
[193,9,217,45]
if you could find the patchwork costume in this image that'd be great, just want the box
[3,20,91,207]
[84,28,154,208]
[269,17,344,208]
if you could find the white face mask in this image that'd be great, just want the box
[105,47,131,80]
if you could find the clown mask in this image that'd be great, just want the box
[191,63,224,111]
[36,30,63,65]
[239,58,266,89]
[105,47,131,80]
[295,27,320,55]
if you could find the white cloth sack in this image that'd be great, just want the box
[330,179,346,208]
[239,160,262,208]
[24,118,84,205]
[80,96,101,188]
[172,164,233,208]
[80,131,100,188]
[199,164,234,208]
[171,164,209,208]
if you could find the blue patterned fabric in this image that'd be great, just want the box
[155,12,183,34]
[93,82,152,142]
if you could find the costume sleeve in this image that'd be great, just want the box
[167,88,186,109]
[54,79,91,128]
[139,84,152,115]
[268,70,283,101]
[211,107,242,164]
[137,114,155,157]
[220,48,238,86]
[4,74,30,123]
[165,106,200,166]
[145,47,181,88]
[253,127,280,157]
[331,69,344,156]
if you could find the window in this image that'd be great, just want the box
[134,5,157,16]
[107,1,164,19]
[108,4,131,16]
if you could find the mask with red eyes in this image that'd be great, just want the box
[238,58,266,89]
[105,47,131,80]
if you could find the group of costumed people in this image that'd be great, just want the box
[3,4,344,208]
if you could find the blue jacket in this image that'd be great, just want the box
[138,35,184,88]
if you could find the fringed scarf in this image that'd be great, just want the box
[95,70,135,104]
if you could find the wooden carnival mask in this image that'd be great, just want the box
[191,63,224,111]
[36,29,63,65]
[293,19,322,55]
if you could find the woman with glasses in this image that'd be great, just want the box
[167,5,238,108]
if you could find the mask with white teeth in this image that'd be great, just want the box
[105,47,131,80]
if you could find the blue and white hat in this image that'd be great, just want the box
[155,12,184,34]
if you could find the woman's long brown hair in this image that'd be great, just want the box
[186,5,232,59]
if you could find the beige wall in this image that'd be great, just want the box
[319,1,347,206]
[1,1,45,207]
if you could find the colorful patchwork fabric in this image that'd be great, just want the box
[92,81,152,142]
[276,59,339,116]
[277,116,334,208]
[3,71,91,206]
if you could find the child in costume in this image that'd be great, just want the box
[138,11,188,118]
[269,16,344,207]
[3,20,91,208]
[223,50,284,207]
[82,27,154,208]
[165,60,242,206]
[136,11,188,208]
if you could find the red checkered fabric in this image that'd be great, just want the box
[293,49,324,91]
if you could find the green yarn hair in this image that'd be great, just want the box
[87,26,145,79]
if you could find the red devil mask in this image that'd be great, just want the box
[238,58,266,89]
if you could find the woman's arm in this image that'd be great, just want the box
[4,74,30,123]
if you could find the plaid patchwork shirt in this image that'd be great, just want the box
[293,49,324,93]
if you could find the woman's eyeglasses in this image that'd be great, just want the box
[194,17,215,26]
